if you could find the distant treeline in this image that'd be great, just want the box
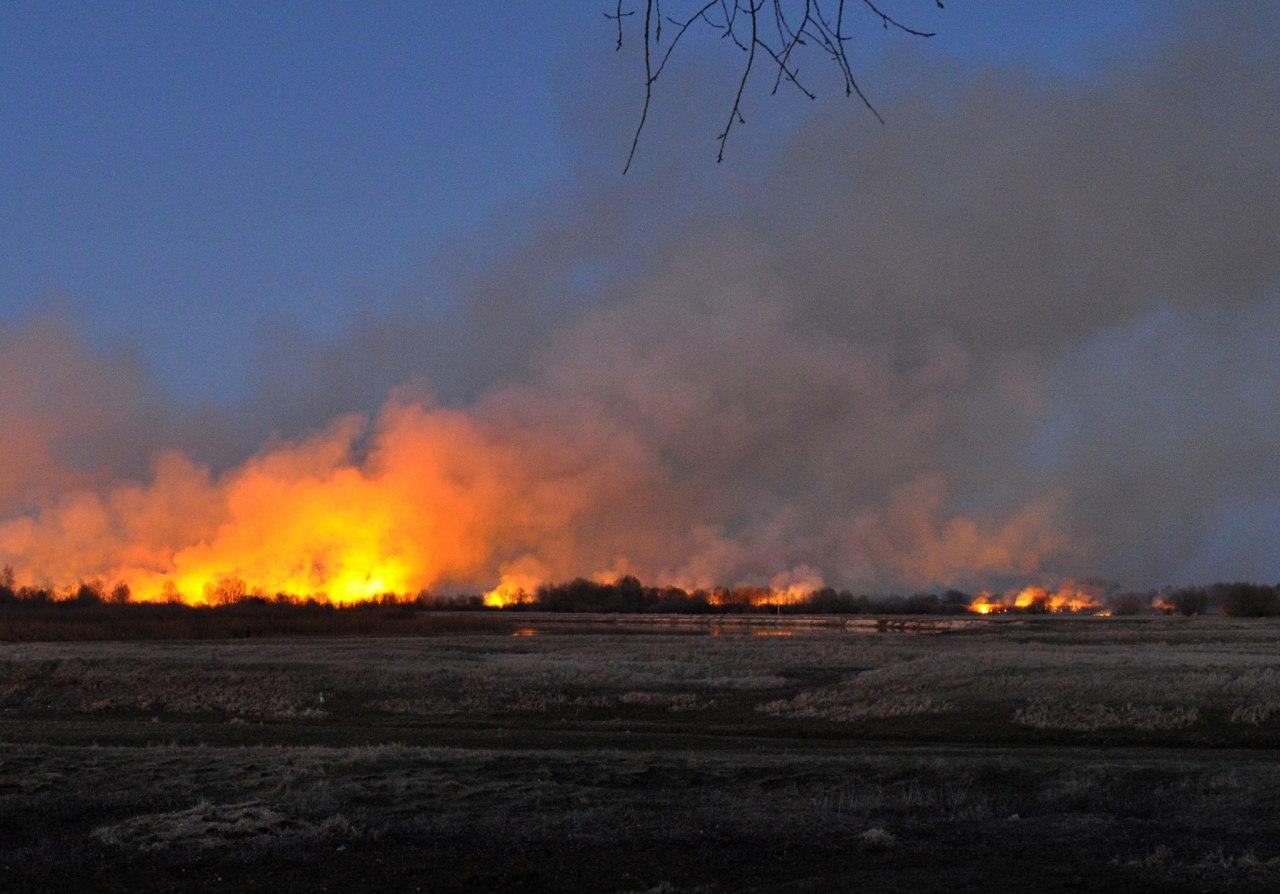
[1149,582,1280,617]
[516,578,1280,617]
[526,577,978,614]
[3,568,1280,618]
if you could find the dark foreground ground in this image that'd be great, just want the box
[3,615,1280,891]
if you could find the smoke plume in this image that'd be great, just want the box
[2,5,1277,600]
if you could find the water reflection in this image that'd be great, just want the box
[495,615,992,637]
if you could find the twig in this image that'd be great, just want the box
[860,0,935,37]
[605,0,634,50]
[717,0,760,162]
[622,0,656,174]
[613,0,936,171]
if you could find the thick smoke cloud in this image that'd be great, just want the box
[0,318,164,515]
[1,5,1277,597]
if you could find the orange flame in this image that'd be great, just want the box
[0,390,1072,605]
[0,405,530,604]
[967,583,1104,615]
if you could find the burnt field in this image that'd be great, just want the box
[4,617,1280,891]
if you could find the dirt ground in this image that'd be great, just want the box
[3,615,1280,891]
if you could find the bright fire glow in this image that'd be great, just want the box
[966,584,1104,615]
[0,393,1078,607]
[0,405,541,604]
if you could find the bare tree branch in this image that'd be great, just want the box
[610,0,937,171]
[860,0,935,37]
[717,1,760,163]
[605,0,635,51]
[624,0,722,174]
[622,1,655,175]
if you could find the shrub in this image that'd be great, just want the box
[205,577,249,606]
[72,582,104,604]
[1214,583,1280,618]
[1108,592,1148,616]
[941,590,974,613]
[801,588,869,614]
[1164,587,1210,616]
[903,593,942,614]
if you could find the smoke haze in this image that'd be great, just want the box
[2,5,1277,599]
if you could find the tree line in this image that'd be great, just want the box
[3,568,1279,617]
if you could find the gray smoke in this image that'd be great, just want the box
[1,4,1277,592]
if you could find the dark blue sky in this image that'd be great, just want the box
[2,2,1168,403]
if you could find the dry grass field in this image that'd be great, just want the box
[4,615,1280,891]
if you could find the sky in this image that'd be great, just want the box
[2,2,1275,598]
[2,1,1168,404]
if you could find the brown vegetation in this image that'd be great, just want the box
[3,620,1280,890]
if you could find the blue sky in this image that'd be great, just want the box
[2,2,1169,403]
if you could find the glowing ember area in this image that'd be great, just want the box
[700,568,826,608]
[967,584,1105,615]
[483,581,532,609]
[482,557,547,608]
[708,587,783,608]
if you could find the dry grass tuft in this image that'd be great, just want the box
[1229,701,1280,725]
[760,689,953,722]
[859,827,896,847]
[92,800,355,852]
[1014,699,1200,732]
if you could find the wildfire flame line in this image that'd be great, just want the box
[966,584,1104,615]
